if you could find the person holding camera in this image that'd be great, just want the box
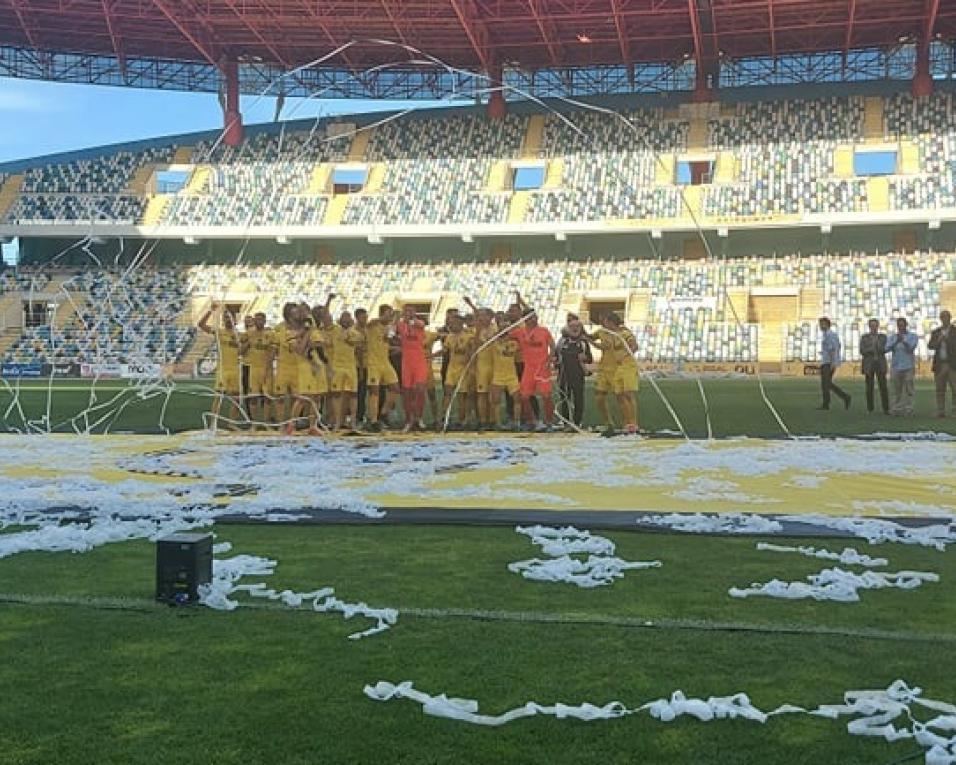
[859,318,889,415]
[885,316,919,416]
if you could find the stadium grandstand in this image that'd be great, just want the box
[6,4,956,765]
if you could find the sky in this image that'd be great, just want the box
[0,76,451,164]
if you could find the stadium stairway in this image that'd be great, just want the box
[863,96,884,143]
[508,191,529,223]
[171,146,193,164]
[654,154,675,185]
[486,161,511,192]
[544,158,564,188]
[757,322,784,363]
[521,115,546,158]
[142,195,171,226]
[866,177,890,212]
[834,146,854,178]
[323,195,350,225]
[125,164,156,195]
[347,129,372,162]
[307,164,332,194]
[0,174,24,219]
[185,166,211,193]
[364,163,387,193]
[899,141,921,175]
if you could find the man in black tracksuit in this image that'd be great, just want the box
[556,319,593,427]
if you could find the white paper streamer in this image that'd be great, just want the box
[729,567,940,603]
[755,542,888,568]
[637,512,783,535]
[198,551,398,639]
[509,525,661,588]
[364,678,956,762]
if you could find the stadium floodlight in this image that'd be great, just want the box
[555,232,567,242]
[461,233,474,243]
[929,220,942,230]
[183,236,201,245]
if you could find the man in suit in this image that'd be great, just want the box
[859,318,889,415]
[928,309,956,418]
[816,317,851,411]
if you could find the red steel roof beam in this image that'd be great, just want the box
[150,0,218,64]
[526,0,562,69]
[843,0,856,67]
[448,0,492,75]
[219,0,294,68]
[610,0,633,73]
[914,0,940,95]
[767,0,776,60]
[379,0,410,46]
[8,0,40,49]
[100,0,126,74]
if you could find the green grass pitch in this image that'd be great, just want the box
[2,376,955,436]
[1,525,954,764]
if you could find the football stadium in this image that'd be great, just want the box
[4,2,956,763]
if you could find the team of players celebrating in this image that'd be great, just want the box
[198,292,640,435]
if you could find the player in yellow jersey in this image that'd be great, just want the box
[466,304,497,430]
[489,317,522,430]
[363,305,400,431]
[241,312,274,428]
[287,306,327,435]
[198,303,242,429]
[328,311,364,431]
[441,314,475,429]
[353,308,370,426]
[422,326,441,429]
[271,303,302,425]
[589,312,640,433]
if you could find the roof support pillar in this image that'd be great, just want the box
[221,58,243,146]
[487,63,506,119]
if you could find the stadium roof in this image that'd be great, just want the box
[1,0,955,99]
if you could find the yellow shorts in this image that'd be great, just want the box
[594,369,617,394]
[298,363,328,396]
[331,368,358,393]
[216,370,241,395]
[274,364,299,395]
[367,362,398,388]
[475,361,494,394]
[611,364,639,394]
[246,365,272,396]
[491,374,520,396]
[445,365,474,392]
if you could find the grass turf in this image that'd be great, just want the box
[1,377,955,437]
[1,525,953,764]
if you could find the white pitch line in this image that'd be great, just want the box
[1,591,953,644]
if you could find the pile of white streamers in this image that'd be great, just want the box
[508,525,661,588]
[636,512,783,535]
[729,567,940,603]
[198,549,398,639]
[364,679,956,763]
[755,542,888,568]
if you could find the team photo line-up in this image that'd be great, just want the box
[198,292,640,434]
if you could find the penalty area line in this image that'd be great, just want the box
[0,591,952,645]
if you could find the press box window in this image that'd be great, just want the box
[333,167,368,194]
[854,150,898,177]
[156,169,190,193]
[677,160,714,186]
[513,165,545,190]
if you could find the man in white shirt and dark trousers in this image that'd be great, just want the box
[928,310,956,418]
[817,317,851,411]
[885,316,919,416]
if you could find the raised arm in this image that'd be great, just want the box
[198,303,217,335]
[463,296,478,312]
